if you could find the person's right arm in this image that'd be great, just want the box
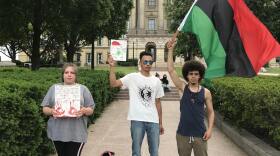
[42,107,62,117]
[167,40,185,92]
[41,85,58,116]
[107,54,123,87]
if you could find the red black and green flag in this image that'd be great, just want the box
[178,0,280,79]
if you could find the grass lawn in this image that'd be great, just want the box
[175,67,183,77]
[94,66,138,74]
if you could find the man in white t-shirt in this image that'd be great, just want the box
[108,51,165,156]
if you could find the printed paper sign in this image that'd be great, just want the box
[110,40,127,61]
[54,85,81,117]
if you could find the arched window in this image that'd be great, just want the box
[145,42,157,62]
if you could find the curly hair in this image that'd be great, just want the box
[182,60,205,82]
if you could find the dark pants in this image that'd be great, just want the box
[53,141,84,156]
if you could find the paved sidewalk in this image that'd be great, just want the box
[82,100,248,156]
[82,71,248,156]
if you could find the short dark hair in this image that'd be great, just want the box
[182,60,205,82]
[101,151,115,156]
[139,51,152,60]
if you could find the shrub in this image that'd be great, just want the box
[0,68,123,155]
[205,76,280,149]
[0,91,43,156]
[117,59,138,66]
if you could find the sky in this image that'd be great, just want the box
[0,46,17,61]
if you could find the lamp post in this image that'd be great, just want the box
[136,39,138,59]
[133,41,134,60]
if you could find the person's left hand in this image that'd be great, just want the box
[203,129,212,140]
[167,38,177,50]
[75,107,87,117]
[160,124,164,135]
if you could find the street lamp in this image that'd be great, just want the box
[133,41,135,60]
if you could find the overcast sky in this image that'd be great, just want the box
[0,46,14,61]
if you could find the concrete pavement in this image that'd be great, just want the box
[82,100,248,156]
[82,71,248,156]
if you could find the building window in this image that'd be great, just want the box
[97,37,102,46]
[148,19,156,30]
[148,0,156,6]
[75,53,81,62]
[86,53,92,64]
[97,53,103,64]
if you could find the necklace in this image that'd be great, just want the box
[189,85,200,104]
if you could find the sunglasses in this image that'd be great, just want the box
[143,60,154,65]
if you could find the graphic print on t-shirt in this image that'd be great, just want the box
[138,85,153,107]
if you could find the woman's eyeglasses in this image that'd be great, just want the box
[143,60,154,65]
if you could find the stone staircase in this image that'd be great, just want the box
[114,87,180,101]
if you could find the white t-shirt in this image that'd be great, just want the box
[120,72,164,123]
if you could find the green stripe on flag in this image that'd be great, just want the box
[181,6,226,79]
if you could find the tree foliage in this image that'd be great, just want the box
[0,0,133,69]
[103,0,134,40]
[82,0,133,69]
[47,0,112,63]
[245,0,280,41]
[166,0,280,59]
[0,0,64,70]
[0,0,31,63]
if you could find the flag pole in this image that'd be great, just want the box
[178,0,198,31]
[169,0,198,44]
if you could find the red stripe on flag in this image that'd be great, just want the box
[228,0,280,73]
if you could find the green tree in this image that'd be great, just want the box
[166,0,280,59]
[245,0,280,41]
[103,0,133,40]
[0,0,30,63]
[61,0,93,62]
[165,0,200,60]
[48,0,113,65]
[83,0,113,69]
[0,0,64,70]
[88,0,133,69]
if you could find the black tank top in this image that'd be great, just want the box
[177,85,206,137]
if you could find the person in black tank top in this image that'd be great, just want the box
[167,40,215,156]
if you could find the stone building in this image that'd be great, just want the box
[18,0,184,67]
[81,0,174,67]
